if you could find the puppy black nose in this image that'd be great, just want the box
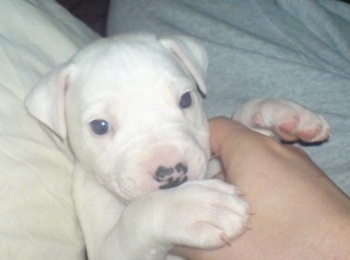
[154,163,188,189]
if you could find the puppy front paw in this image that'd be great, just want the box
[159,179,250,249]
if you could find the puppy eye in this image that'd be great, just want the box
[179,91,192,109]
[90,120,111,135]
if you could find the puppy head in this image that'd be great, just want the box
[26,34,210,202]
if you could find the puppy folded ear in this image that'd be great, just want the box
[25,63,73,140]
[160,35,208,97]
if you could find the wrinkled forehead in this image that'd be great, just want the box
[70,39,194,95]
[67,39,196,115]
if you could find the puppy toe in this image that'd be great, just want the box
[297,115,331,142]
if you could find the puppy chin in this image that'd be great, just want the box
[104,175,161,204]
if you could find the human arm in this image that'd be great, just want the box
[174,117,350,259]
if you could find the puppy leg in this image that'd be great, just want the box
[72,164,126,260]
[104,180,249,260]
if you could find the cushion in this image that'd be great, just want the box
[0,0,98,258]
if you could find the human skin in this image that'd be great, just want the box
[173,117,350,259]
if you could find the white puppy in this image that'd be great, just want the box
[25,33,330,260]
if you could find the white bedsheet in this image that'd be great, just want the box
[0,0,98,258]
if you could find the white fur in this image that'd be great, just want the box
[25,33,330,260]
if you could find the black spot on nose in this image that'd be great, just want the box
[155,166,174,182]
[160,175,188,189]
[175,163,187,174]
[154,163,188,189]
